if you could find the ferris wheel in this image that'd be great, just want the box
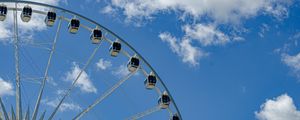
[0,1,182,120]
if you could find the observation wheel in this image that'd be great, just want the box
[0,1,182,120]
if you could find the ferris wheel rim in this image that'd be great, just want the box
[0,0,183,119]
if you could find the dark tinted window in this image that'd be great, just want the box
[71,19,80,27]
[0,6,7,14]
[113,42,121,50]
[4,7,7,14]
[48,12,56,20]
[131,58,139,66]
[162,95,170,103]
[23,7,32,15]
[0,7,3,14]
[172,116,180,120]
[93,29,102,37]
[148,76,157,83]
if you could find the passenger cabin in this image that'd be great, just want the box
[127,56,140,72]
[0,4,7,21]
[144,72,157,89]
[45,11,56,26]
[68,18,80,34]
[109,41,121,57]
[90,28,102,44]
[158,91,171,109]
[21,5,32,22]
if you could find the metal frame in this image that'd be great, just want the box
[0,0,183,120]
[13,2,22,120]
[32,17,63,120]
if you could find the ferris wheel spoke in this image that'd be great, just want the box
[13,2,22,120]
[32,17,63,120]
[126,106,160,120]
[24,106,29,120]
[39,110,46,120]
[73,69,138,120]
[0,98,9,120]
[11,106,16,120]
[48,43,102,120]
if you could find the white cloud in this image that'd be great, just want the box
[183,24,233,46]
[258,23,270,38]
[43,99,81,112]
[96,58,112,70]
[56,89,66,96]
[104,0,292,23]
[255,94,300,120]
[159,32,208,66]
[101,5,113,14]
[65,63,97,93]
[112,64,131,78]
[159,23,242,66]
[0,78,14,96]
[291,32,300,40]
[103,0,292,66]
[47,77,57,86]
[282,52,300,79]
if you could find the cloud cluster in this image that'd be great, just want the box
[0,78,14,96]
[102,0,292,66]
[159,32,208,66]
[112,65,131,78]
[255,94,300,120]
[43,98,81,112]
[282,52,300,79]
[159,23,245,66]
[65,63,97,94]
[96,58,112,70]
[104,0,292,23]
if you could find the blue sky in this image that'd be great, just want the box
[1,0,300,120]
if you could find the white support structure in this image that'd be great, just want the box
[127,106,160,120]
[11,106,16,120]
[24,107,29,120]
[73,70,138,120]
[13,2,22,120]
[0,98,9,120]
[39,111,46,120]
[31,17,63,120]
